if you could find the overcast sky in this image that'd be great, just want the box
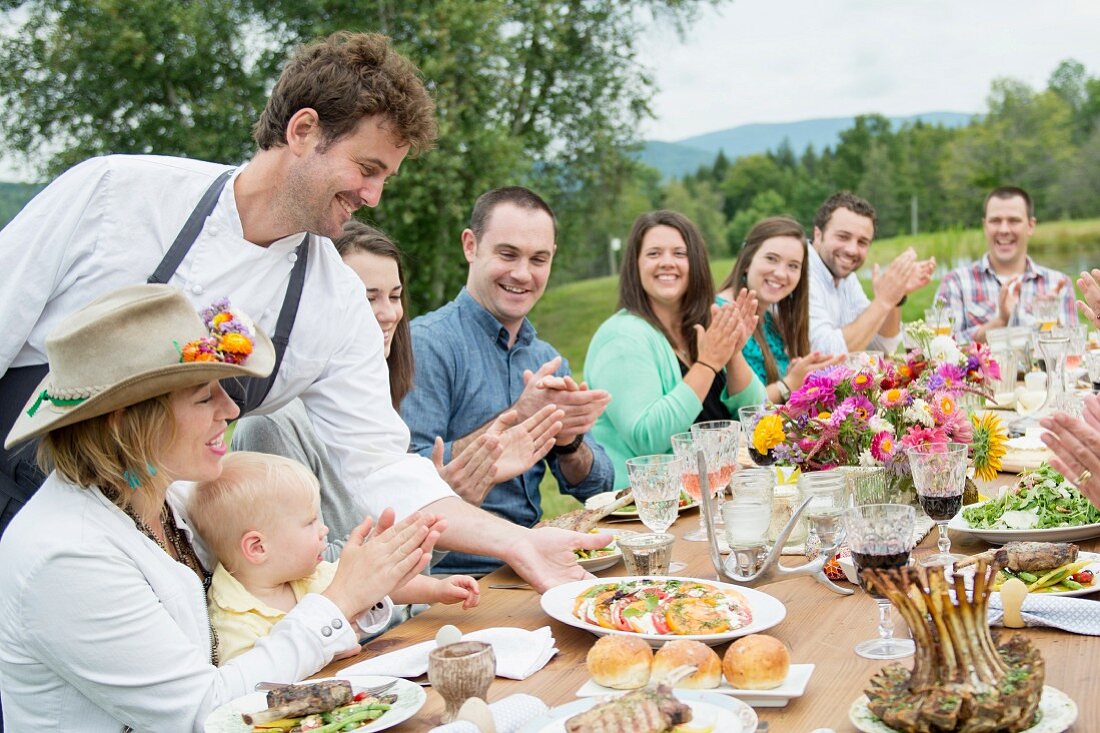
[640,0,1100,142]
[5,1,1100,179]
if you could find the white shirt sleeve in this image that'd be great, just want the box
[0,158,113,373]
[295,292,455,522]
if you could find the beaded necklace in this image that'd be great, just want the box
[112,492,220,666]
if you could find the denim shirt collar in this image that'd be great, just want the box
[456,288,536,350]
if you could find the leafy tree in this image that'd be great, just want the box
[0,0,719,311]
[725,189,788,252]
[857,141,902,237]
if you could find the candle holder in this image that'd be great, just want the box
[697,451,852,595]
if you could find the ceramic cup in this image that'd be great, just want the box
[427,640,496,723]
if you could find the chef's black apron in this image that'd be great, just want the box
[0,168,310,538]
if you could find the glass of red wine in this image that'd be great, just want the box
[738,404,775,466]
[906,442,968,568]
[844,503,917,660]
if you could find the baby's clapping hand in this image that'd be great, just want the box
[436,575,481,610]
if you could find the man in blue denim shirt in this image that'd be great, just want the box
[403,187,615,575]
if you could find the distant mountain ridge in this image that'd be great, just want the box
[639,111,975,179]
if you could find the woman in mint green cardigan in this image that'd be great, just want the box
[586,210,767,488]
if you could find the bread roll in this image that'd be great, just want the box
[723,634,790,690]
[650,639,722,689]
[586,635,653,690]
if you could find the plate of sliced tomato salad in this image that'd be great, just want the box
[540,576,786,647]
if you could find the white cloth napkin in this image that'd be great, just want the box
[987,594,1100,636]
[428,694,549,733]
[339,627,558,680]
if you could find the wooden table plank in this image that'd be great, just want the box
[320,474,1097,731]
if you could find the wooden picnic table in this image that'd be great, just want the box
[319,472,1097,731]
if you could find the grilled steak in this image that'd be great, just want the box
[564,682,691,733]
[242,680,354,724]
[955,541,1078,572]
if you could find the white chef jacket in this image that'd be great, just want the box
[0,473,359,732]
[807,244,902,355]
[0,154,453,518]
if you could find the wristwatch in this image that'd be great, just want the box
[776,378,791,402]
[550,434,585,456]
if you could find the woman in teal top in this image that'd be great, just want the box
[585,210,767,488]
[716,216,839,404]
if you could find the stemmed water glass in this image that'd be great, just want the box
[688,420,741,533]
[798,470,848,559]
[906,442,968,567]
[738,404,775,467]
[625,454,685,572]
[845,504,917,660]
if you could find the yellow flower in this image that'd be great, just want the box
[752,414,786,454]
[212,312,232,328]
[938,395,956,416]
[970,412,1007,481]
[818,411,832,421]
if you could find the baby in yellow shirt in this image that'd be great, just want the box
[189,451,480,663]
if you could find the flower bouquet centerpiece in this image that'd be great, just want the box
[750,350,1008,505]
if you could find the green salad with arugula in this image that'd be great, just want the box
[962,464,1100,530]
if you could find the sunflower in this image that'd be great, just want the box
[970,412,1007,481]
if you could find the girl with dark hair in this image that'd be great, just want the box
[585,210,766,488]
[335,220,415,409]
[717,217,840,404]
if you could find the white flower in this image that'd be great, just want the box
[904,398,935,427]
[868,416,894,434]
[928,334,963,364]
[858,449,881,467]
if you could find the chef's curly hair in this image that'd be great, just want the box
[253,32,437,155]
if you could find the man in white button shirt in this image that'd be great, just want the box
[0,32,607,591]
[807,192,936,355]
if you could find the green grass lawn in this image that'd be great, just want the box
[531,218,1100,518]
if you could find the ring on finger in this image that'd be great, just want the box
[1075,469,1093,486]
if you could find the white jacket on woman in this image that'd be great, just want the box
[0,473,359,732]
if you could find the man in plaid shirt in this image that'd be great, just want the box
[936,186,1074,343]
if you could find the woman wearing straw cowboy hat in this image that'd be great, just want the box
[0,284,443,732]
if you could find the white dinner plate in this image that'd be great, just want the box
[520,690,757,733]
[575,663,814,708]
[203,676,426,733]
[575,529,637,573]
[949,500,1100,544]
[540,576,786,648]
[849,685,1076,733]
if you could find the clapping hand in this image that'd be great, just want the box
[785,352,845,390]
[997,275,1023,325]
[1077,269,1100,329]
[872,248,917,306]
[433,433,502,504]
[323,509,444,621]
[488,406,564,481]
[520,360,610,446]
[1041,394,1100,509]
[696,290,758,368]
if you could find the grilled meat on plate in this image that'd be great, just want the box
[955,541,1078,572]
[564,682,691,733]
[242,680,353,724]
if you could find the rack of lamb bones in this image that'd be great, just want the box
[861,551,1044,733]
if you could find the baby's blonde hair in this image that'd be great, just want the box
[189,451,320,570]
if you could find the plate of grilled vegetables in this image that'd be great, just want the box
[203,677,426,733]
[956,543,1100,597]
[542,576,786,647]
[518,685,756,733]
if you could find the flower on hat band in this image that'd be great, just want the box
[179,298,255,366]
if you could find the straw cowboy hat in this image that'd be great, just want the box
[5,284,275,449]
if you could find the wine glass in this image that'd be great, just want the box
[844,504,917,660]
[905,442,968,567]
[672,432,710,542]
[738,404,775,466]
[625,454,684,572]
[690,420,741,530]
